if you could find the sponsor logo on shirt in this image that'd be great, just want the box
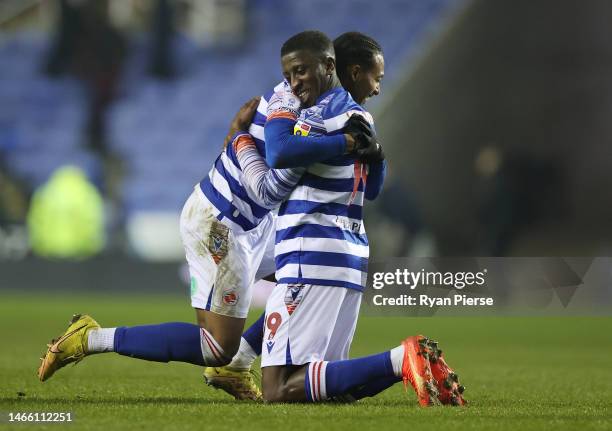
[335,216,362,234]
[293,121,311,136]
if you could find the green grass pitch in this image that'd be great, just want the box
[0,291,610,431]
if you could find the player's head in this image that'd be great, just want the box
[280,30,338,108]
[334,32,384,105]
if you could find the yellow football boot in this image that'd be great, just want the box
[38,314,100,382]
[203,366,262,401]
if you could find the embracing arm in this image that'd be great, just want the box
[364,159,387,201]
[223,97,260,149]
[233,133,304,209]
[264,118,350,168]
[263,91,359,168]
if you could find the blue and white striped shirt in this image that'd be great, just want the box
[197,82,290,232]
[274,87,375,291]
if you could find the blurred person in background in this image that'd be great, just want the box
[0,128,30,259]
[45,0,127,155]
[475,145,567,255]
[376,176,436,257]
[0,167,29,227]
[0,161,30,260]
[149,0,176,79]
[27,165,105,259]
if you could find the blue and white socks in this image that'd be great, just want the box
[199,326,231,366]
[304,347,405,402]
[305,361,330,401]
[87,318,405,403]
[87,323,229,366]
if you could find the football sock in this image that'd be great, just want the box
[390,344,405,377]
[242,312,265,355]
[226,312,265,370]
[199,327,231,366]
[112,323,205,365]
[227,337,258,370]
[87,328,116,353]
[348,376,401,400]
[305,361,329,401]
[305,351,395,402]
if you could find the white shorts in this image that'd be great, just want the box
[180,186,276,318]
[261,284,361,367]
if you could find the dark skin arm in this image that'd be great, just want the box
[223,97,261,149]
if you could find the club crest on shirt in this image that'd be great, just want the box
[284,284,305,315]
[222,288,239,306]
[293,121,311,136]
[208,221,229,264]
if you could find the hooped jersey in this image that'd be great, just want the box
[198,81,290,232]
[274,87,374,292]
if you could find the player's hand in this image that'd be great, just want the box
[345,114,373,141]
[357,139,385,163]
[223,96,260,149]
[344,114,385,163]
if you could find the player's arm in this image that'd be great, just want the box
[263,92,360,168]
[223,97,260,149]
[232,93,376,208]
[232,133,304,209]
[222,94,304,209]
[364,159,387,200]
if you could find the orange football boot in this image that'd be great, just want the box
[401,335,439,406]
[426,339,467,406]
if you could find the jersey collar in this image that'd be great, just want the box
[315,85,343,105]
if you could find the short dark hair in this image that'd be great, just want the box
[281,30,334,59]
[333,32,383,77]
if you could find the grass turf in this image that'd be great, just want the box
[0,292,610,431]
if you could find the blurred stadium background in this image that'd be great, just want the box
[2,0,612,293]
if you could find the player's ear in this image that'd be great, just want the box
[325,56,336,76]
[349,64,361,83]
